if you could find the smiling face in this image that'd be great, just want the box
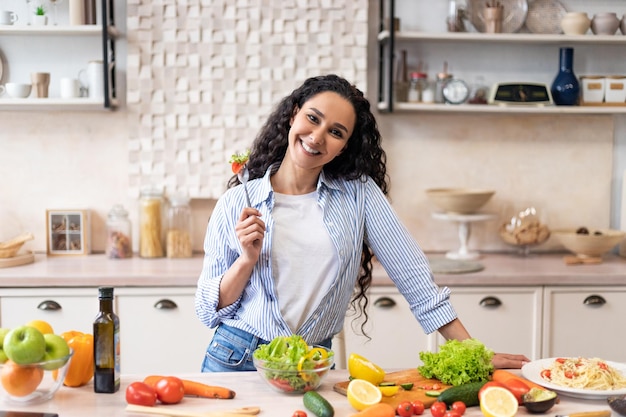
[286,91,356,174]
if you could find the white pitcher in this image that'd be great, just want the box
[78,60,105,99]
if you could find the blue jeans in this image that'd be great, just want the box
[201,323,333,372]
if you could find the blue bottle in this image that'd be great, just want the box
[551,47,580,106]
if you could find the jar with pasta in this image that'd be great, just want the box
[139,187,165,258]
[166,194,192,258]
[106,204,133,259]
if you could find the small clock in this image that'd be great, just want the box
[442,79,470,104]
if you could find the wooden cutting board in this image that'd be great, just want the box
[333,369,452,409]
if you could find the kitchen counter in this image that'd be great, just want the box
[0,252,625,288]
[3,370,617,417]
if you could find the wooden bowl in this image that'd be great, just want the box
[552,228,626,257]
[425,188,495,214]
[0,233,34,258]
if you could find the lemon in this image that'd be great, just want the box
[25,320,54,335]
[379,385,400,397]
[348,353,385,385]
[347,378,383,411]
[480,386,519,417]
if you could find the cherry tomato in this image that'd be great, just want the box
[540,369,551,380]
[292,410,308,417]
[479,381,506,400]
[397,401,414,417]
[430,401,447,417]
[125,381,157,406]
[443,411,462,417]
[154,376,185,405]
[503,378,530,404]
[412,400,425,415]
[451,401,466,415]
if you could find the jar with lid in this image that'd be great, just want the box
[166,194,192,258]
[435,72,453,104]
[106,204,132,259]
[139,187,165,258]
[408,72,428,103]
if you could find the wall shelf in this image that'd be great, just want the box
[378,101,626,114]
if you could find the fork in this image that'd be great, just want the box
[237,164,252,207]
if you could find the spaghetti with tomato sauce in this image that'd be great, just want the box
[540,357,626,391]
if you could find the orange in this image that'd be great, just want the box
[1,360,44,397]
[25,320,54,335]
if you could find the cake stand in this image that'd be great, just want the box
[432,212,495,260]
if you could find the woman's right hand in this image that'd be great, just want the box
[235,207,265,263]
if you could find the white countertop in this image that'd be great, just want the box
[3,369,617,417]
[0,253,625,288]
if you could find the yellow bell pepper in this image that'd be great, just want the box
[52,331,94,387]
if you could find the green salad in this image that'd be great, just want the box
[253,335,333,393]
[418,338,494,386]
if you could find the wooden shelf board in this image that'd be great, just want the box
[377,101,626,114]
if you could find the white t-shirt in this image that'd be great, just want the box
[271,191,338,333]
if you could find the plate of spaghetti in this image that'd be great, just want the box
[522,357,626,399]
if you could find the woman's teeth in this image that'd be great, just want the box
[301,140,320,155]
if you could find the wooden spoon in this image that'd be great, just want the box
[125,404,260,417]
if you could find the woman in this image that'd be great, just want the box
[195,74,529,372]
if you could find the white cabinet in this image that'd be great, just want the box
[435,286,543,360]
[0,287,95,334]
[342,286,436,369]
[543,286,626,362]
[115,287,214,375]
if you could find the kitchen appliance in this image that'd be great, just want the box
[489,82,553,106]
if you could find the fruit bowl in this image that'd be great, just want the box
[552,228,626,258]
[425,188,495,214]
[252,346,334,394]
[0,350,73,405]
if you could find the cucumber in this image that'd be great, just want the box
[303,391,335,417]
[437,381,488,407]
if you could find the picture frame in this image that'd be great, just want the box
[46,209,91,256]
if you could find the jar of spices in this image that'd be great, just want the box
[166,194,192,258]
[139,187,165,258]
[106,204,132,259]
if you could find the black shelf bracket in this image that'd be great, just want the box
[102,0,117,109]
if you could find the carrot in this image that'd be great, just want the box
[181,379,236,399]
[142,375,235,399]
[350,403,396,417]
[491,369,546,390]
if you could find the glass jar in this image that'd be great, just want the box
[166,194,192,258]
[106,204,132,259]
[408,72,428,103]
[139,187,165,258]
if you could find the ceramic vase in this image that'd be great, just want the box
[32,15,47,26]
[560,12,591,35]
[551,47,579,106]
[591,12,619,35]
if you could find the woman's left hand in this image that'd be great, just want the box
[492,353,531,369]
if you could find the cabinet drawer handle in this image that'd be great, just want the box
[154,299,178,310]
[583,294,606,307]
[373,297,396,309]
[37,300,62,311]
[479,296,502,308]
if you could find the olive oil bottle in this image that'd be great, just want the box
[93,286,120,393]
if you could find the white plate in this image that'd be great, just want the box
[522,358,626,399]
[466,0,529,33]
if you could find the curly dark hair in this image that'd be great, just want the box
[229,74,389,337]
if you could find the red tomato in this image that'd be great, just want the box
[430,401,447,417]
[292,410,308,417]
[540,369,551,380]
[443,411,462,417]
[125,381,157,406]
[503,378,530,404]
[397,401,414,417]
[479,381,506,400]
[412,400,425,415]
[451,401,466,415]
[154,376,185,405]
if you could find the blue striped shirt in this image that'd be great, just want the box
[195,168,458,345]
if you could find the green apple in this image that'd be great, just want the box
[3,325,46,365]
[0,327,11,363]
[42,333,71,370]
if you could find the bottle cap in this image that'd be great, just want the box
[98,287,114,299]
